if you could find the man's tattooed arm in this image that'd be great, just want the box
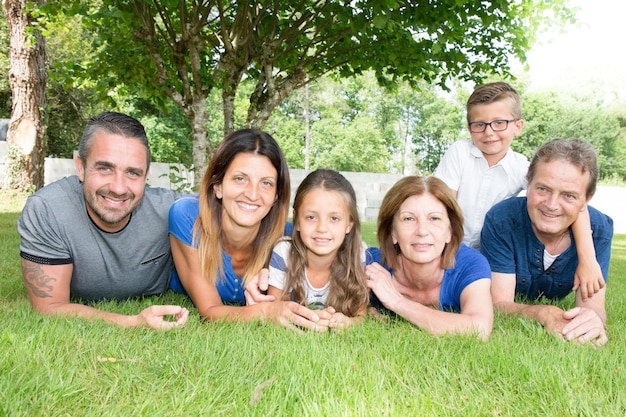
[21,260,56,298]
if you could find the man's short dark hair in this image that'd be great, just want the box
[79,112,151,169]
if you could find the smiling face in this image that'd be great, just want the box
[295,188,353,263]
[75,131,149,233]
[213,152,278,233]
[468,100,524,166]
[391,193,452,267]
[526,159,591,242]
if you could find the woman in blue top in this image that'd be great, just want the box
[169,129,331,331]
[365,176,493,340]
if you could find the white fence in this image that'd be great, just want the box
[2,143,625,230]
[43,157,195,192]
[0,147,402,222]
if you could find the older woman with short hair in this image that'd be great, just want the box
[366,176,493,340]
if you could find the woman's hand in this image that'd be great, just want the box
[244,268,275,305]
[365,262,404,310]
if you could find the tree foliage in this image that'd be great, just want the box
[39,0,573,177]
[7,1,625,184]
[41,13,105,159]
[266,72,464,173]
[518,88,626,181]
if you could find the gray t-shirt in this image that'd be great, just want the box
[18,175,180,301]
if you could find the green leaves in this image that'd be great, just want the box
[38,0,575,171]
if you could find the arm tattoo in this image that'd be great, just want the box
[22,262,56,298]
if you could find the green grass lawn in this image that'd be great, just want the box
[1,193,625,416]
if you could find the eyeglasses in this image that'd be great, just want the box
[468,119,518,133]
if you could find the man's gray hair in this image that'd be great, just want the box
[526,139,598,198]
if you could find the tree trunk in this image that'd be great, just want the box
[304,82,310,171]
[246,67,307,130]
[190,97,209,181]
[2,0,46,191]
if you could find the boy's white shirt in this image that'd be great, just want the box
[434,140,529,249]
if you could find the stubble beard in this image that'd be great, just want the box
[85,190,137,228]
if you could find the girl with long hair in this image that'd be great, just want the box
[267,169,369,328]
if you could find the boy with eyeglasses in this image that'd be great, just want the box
[435,82,604,300]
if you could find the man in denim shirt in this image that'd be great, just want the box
[481,139,613,347]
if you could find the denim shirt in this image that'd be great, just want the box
[481,197,613,300]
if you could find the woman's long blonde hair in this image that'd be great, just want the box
[194,129,290,285]
[285,169,369,317]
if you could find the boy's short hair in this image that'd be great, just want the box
[466,82,522,122]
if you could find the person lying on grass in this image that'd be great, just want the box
[481,138,612,347]
[365,176,494,340]
[168,129,337,331]
[258,169,370,330]
[18,112,188,330]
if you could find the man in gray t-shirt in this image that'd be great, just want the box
[17,112,188,330]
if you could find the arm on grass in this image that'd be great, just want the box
[366,263,493,340]
[563,286,608,347]
[20,259,189,330]
[170,235,330,332]
[491,271,568,332]
[571,208,604,300]
[491,271,607,346]
[265,285,363,330]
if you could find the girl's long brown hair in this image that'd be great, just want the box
[285,169,368,316]
[194,129,290,285]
